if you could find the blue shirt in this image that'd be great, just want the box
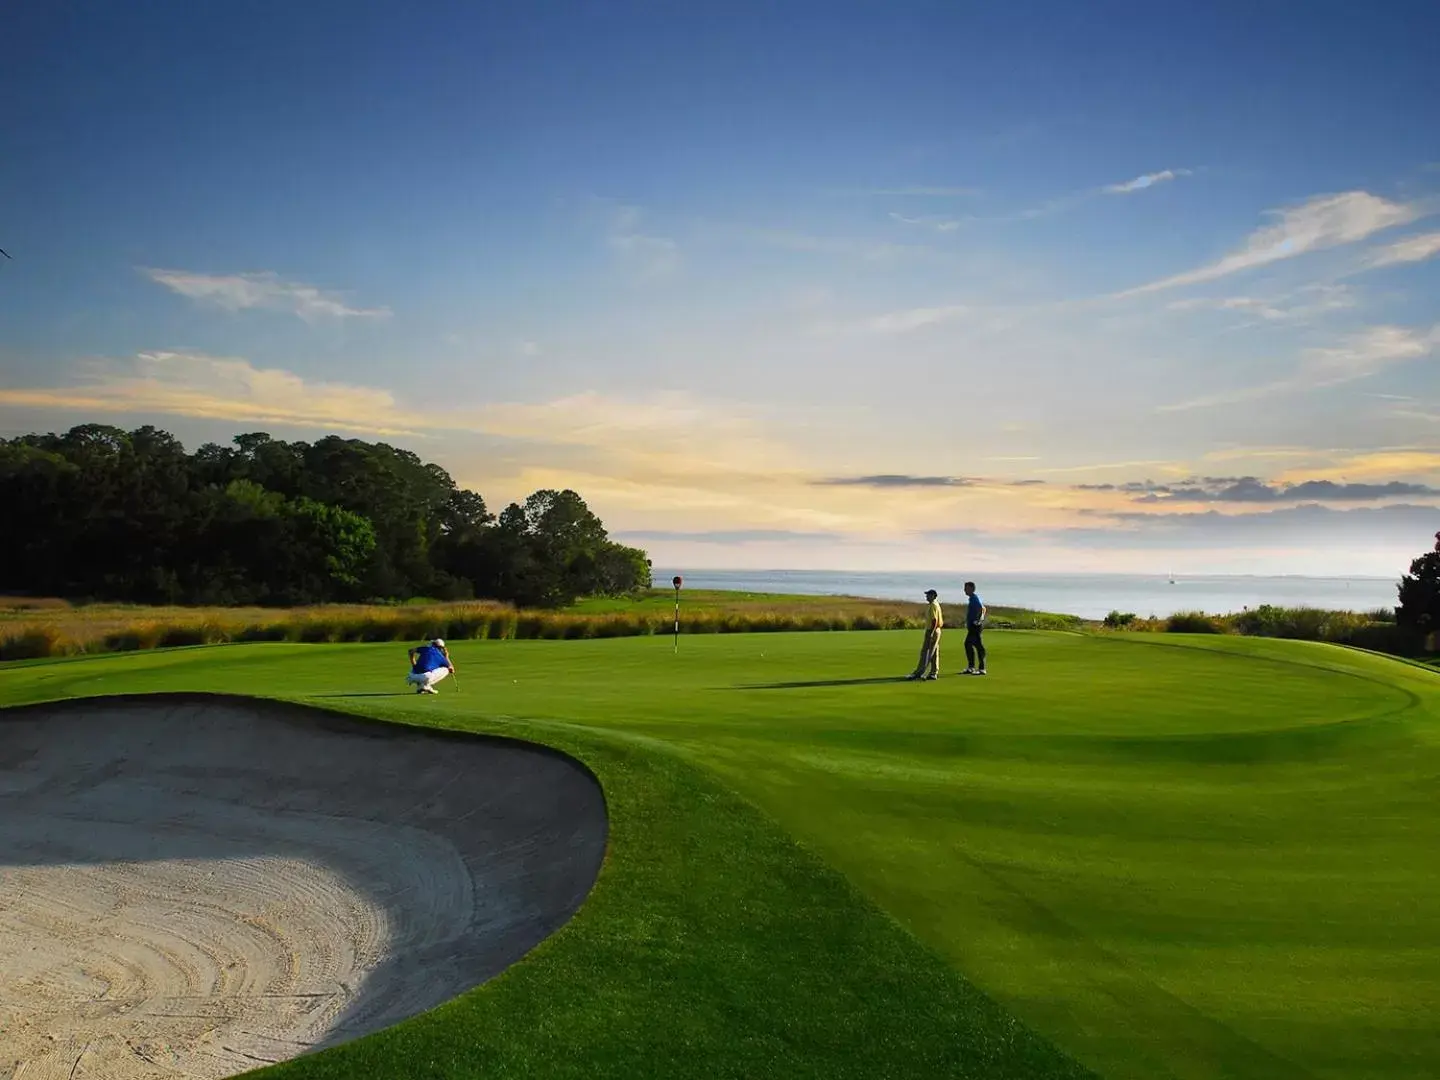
[967,594,984,626]
[412,645,448,673]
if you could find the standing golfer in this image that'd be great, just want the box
[961,582,987,675]
[906,589,943,681]
[406,638,455,694]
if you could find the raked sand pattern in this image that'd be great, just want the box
[0,697,608,1078]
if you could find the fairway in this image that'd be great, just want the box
[3,629,1438,1079]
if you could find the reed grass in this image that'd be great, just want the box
[0,592,1078,661]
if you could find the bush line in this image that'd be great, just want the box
[1100,604,1421,655]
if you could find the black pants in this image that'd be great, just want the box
[964,625,986,670]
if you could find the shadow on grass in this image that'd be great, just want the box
[734,676,913,691]
[309,691,415,698]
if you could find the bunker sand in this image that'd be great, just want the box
[0,696,608,1078]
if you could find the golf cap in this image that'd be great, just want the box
[431,638,445,647]
[924,589,938,599]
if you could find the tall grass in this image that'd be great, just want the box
[0,595,1079,661]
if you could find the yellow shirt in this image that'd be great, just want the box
[928,599,943,630]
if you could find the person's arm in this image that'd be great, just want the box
[443,646,455,671]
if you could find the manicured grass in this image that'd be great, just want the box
[3,630,1438,1078]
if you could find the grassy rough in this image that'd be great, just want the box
[0,589,1079,661]
[3,630,1438,1078]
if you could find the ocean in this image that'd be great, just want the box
[652,569,1398,622]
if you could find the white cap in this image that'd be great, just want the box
[431,638,445,647]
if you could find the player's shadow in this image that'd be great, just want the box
[308,692,411,698]
[734,676,912,690]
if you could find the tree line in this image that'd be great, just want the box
[0,424,652,607]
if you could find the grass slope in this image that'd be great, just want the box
[3,630,1438,1078]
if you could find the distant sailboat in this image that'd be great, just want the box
[1168,570,1175,585]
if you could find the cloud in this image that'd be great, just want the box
[1159,323,1440,411]
[1272,449,1440,485]
[1103,169,1189,194]
[815,474,977,488]
[888,212,963,233]
[141,268,390,321]
[980,167,1191,224]
[1364,230,1440,268]
[607,206,680,279]
[0,351,422,436]
[1164,284,1355,323]
[861,304,970,333]
[613,529,843,544]
[1081,475,1440,504]
[1116,191,1422,297]
[1055,502,1440,549]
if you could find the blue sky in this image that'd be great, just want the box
[3,1,1440,575]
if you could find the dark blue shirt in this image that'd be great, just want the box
[412,644,448,673]
[967,594,984,626]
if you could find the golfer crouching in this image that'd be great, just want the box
[406,638,455,694]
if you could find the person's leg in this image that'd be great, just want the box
[964,628,977,672]
[908,631,927,678]
[421,668,450,693]
[911,630,937,678]
[924,630,940,678]
[405,671,424,692]
[974,628,986,672]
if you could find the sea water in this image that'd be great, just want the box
[653,569,1397,622]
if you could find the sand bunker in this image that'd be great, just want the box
[0,695,608,1078]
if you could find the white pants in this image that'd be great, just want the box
[406,667,450,691]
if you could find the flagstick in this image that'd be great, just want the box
[672,574,683,654]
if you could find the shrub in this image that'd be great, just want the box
[1103,611,1137,628]
[156,625,207,648]
[0,627,69,660]
[235,623,288,643]
[1166,611,1223,634]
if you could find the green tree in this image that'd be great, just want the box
[0,424,645,608]
[1397,541,1440,638]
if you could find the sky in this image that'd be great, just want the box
[3,1,1440,576]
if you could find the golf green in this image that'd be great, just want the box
[2,629,1437,1079]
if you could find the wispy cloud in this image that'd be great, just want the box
[1077,475,1440,504]
[862,304,969,333]
[1103,169,1189,194]
[1160,323,1440,411]
[607,205,680,279]
[1116,191,1422,297]
[1064,502,1440,547]
[613,528,842,544]
[0,351,421,436]
[888,212,962,233]
[141,268,390,321]
[1164,283,1355,323]
[815,474,977,488]
[984,167,1191,224]
[1364,230,1440,268]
